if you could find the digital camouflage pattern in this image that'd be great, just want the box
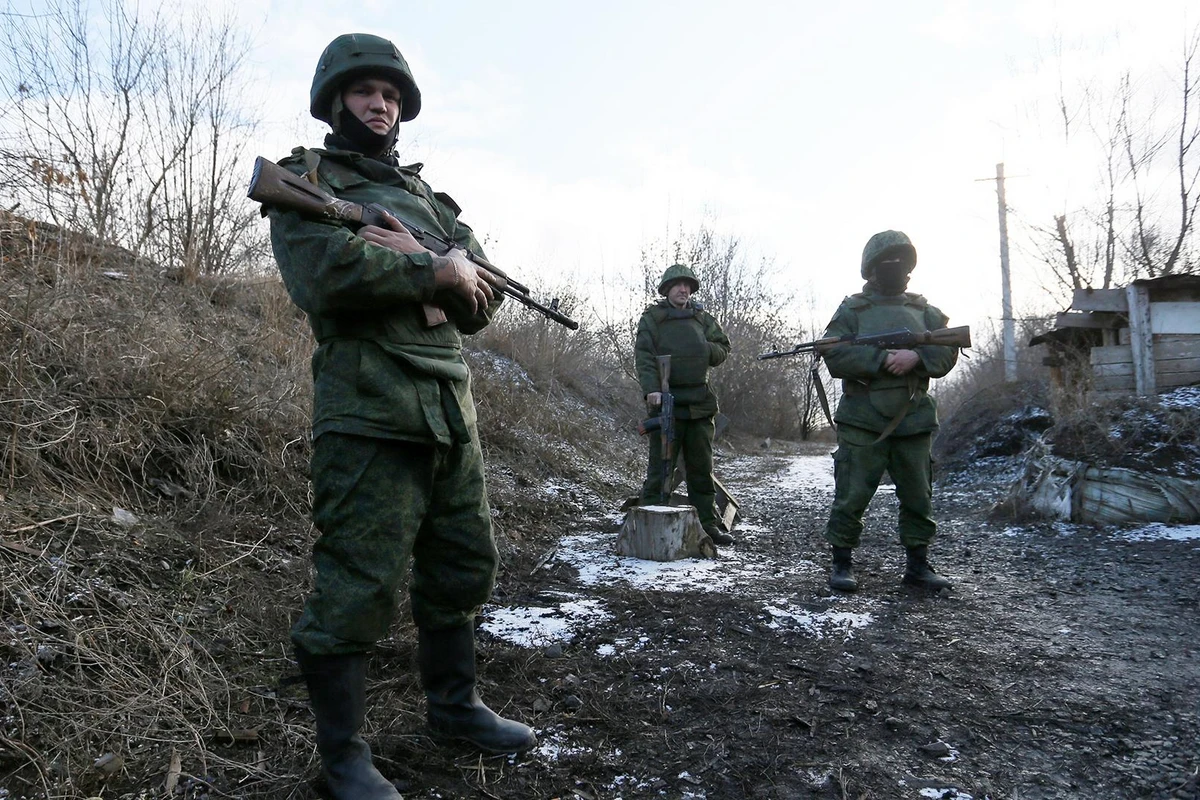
[291,432,497,653]
[268,144,502,655]
[639,416,719,529]
[657,263,700,294]
[634,283,730,529]
[269,146,501,446]
[823,229,959,551]
[825,426,936,549]
[821,291,957,436]
[859,229,917,278]
[635,300,730,419]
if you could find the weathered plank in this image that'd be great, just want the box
[1055,311,1123,329]
[1072,287,1128,312]
[1127,283,1156,396]
[1149,302,1200,335]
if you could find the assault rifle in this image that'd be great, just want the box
[247,156,579,330]
[757,326,972,360]
[636,355,676,504]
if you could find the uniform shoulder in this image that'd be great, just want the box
[843,293,872,310]
[903,292,930,308]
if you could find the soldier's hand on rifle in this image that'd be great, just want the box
[884,348,920,375]
[433,249,495,314]
[646,392,662,408]
[359,208,427,255]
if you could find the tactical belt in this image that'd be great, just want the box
[310,315,389,343]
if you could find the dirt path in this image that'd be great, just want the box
[4,445,1198,799]
[468,444,1200,800]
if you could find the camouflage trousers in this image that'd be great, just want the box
[291,431,498,656]
[824,425,936,549]
[640,415,719,529]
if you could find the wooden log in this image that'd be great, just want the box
[616,505,716,561]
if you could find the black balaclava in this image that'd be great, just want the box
[324,90,400,162]
[869,256,912,295]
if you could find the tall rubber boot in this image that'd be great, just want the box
[418,624,537,754]
[294,647,401,799]
[828,546,858,592]
[903,545,952,591]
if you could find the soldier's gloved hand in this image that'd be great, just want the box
[433,249,494,314]
[884,348,920,375]
[646,392,662,408]
[359,209,426,254]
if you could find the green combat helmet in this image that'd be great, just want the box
[657,263,700,295]
[860,230,917,278]
[310,33,421,123]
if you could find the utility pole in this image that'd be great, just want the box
[978,163,1018,382]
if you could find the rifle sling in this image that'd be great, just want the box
[820,362,920,444]
[870,374,920,444]
[812,359,837,431]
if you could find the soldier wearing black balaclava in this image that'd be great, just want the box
[264,33,535,800]
[819,230,959,593]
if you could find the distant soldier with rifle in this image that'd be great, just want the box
[635,264,733,545]
[816,230,962,593]
[260,33,535,800]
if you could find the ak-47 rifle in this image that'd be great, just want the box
[635,355,676,504]
[758,326,972,442]
[757,326,972,360]
[247,156,579,330]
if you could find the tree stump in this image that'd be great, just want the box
[615,505,717,561]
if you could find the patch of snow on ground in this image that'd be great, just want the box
[1161,386,1200,410]
[918,789,972,799]
[556,532,776,593]
[761,599,875,638]
[481,597,610,647]
[1116,523,1200,542]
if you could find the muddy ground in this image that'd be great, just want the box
[3,443,1199,800]
[455,444,1200,800]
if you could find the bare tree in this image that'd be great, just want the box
[1019,27,1200,296]
[0,0,264,276]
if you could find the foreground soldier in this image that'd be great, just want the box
[821,231,958,593]
[265,33,535,798]
[635,264,733,545]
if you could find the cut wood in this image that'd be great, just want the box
[616,505,717,561]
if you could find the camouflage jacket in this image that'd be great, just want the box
[635,300,730,419]
[822,289,958,436]
[267,145,501,446]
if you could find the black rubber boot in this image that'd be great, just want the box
[828,546,858,592]
[418,624,537,754]
[704,524,735,546]
[903,545,952,591]
[294,647,401,800]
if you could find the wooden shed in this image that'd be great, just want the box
[1030,275,1200,399]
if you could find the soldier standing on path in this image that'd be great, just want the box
[821,231,959,593]
[265,33,535,800]
[635,264,733,545]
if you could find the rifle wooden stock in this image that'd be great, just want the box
[758,326,972,360]
[247,156,580,330]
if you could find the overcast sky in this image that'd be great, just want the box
[55,0,1200,340]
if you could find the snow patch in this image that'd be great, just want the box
[761,600,875,638]
[1116,523,1200,542]
[481,597,610,647]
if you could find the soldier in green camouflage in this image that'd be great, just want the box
[636,264,734,545]
[821,231,958,593]
[265,33,534,800]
